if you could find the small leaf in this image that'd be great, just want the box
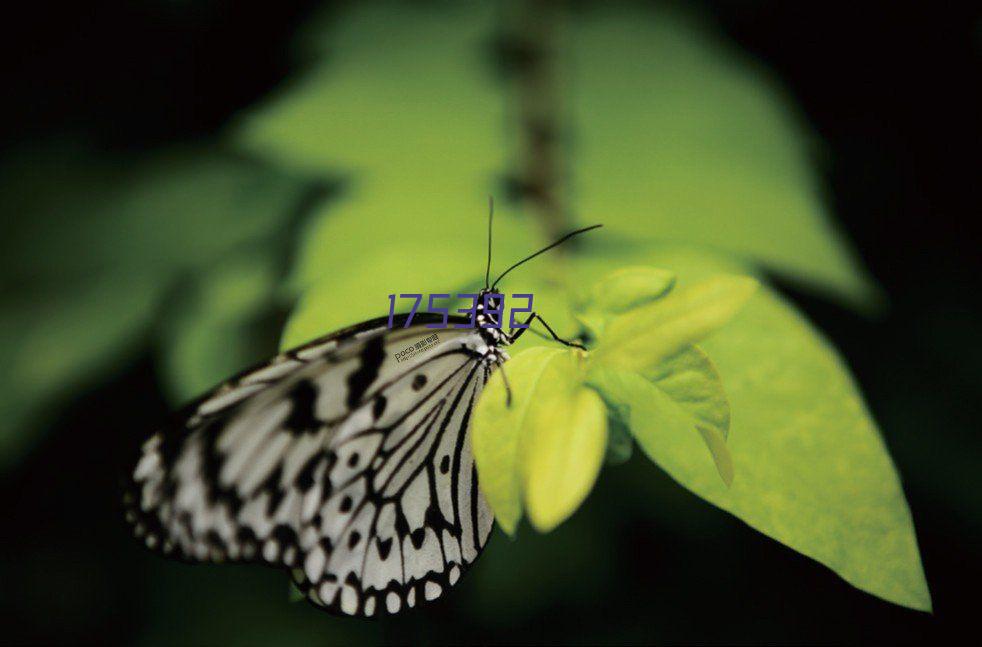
[287,581,306,603]
[472,347,567,535]
[591,266,676,314]
[604,414,634,465]
[589,345,733,486]
[575,266,676,338]
[520,353,607,533]
[592,274,757,374]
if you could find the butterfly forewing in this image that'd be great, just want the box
[126,315,496,617]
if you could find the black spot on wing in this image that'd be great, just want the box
[284,380,320,434]
[319,537,334,556]
[261,465,286,516]
[424,503,447,531]
[377,537,393,560]
[273,525,298,547]
[346,337,385,409]
[394,510,410,537]
[372,395,387,419]
[296,455,320,492]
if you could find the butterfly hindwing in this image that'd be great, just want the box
[125,315,496,616]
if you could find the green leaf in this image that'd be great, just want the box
[0,144,312,468]
[700,285,929,610]
[603,414,634,466]
[575,266,676,338]
[2,146,310,283]
[0,273,161,468]
[585,247,929,610]
[590,266,676,314]
[592,274,757,374]
[520,353,607,533]
[589,344,734,489]
[279,245,478,349]
[158,250,281,403]
[472,347,566,535]
[567,6,879,307]
[235,3,504,181]
[236,2,548,347]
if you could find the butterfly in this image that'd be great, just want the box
[124,198,601,617]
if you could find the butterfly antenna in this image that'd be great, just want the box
[484,196,494,290]
[492,224,602,289]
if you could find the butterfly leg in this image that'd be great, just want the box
[509,313,585,350]
[494,355,513,406]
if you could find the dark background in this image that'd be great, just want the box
[2,1,979,644]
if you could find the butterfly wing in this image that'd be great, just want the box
[125,315,496,616]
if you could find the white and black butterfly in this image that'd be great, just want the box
[124,200,600,617]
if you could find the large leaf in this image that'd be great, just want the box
[586,248,929,611]
[567,6,878,306]
[704,285,928,610]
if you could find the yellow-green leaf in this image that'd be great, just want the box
[593,274,757,374]
[590,266,676,314]
[590,345,733,487]
[520,353,607,533]
[575,266,677,338]
[472,347,567,535]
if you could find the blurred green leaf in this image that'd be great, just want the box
[568,6,879,307]
[235,2,547,344]
[279,245,478,348]
[157,250,282,403]
[234,2,517,273]
[2,146,308,283]
[0,273,161,466]
[0,144,312,466]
